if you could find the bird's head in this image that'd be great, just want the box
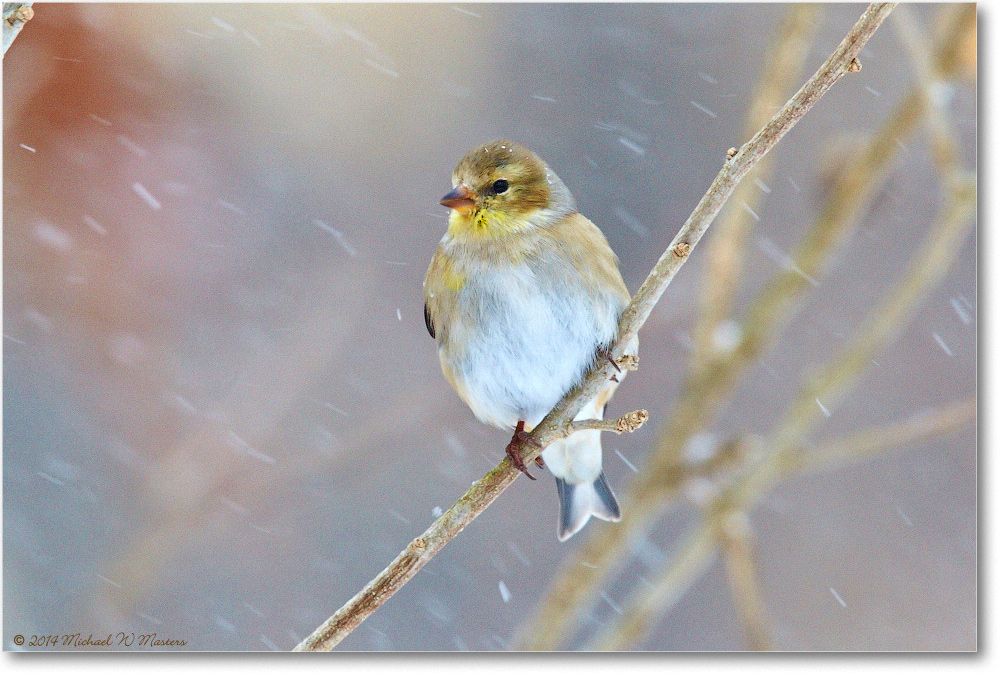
[440,140,574,238]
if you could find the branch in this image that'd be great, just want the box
[718,511,772,651]
[294,2,896,652]
[517,2,910,650]
[591,175,975,649]
[588,520,720,651]
[736,172,975,504]
[564,409,649,436]
[2,2,33,56]
[793,396,976,477]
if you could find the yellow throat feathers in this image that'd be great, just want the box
[446,206,538,239]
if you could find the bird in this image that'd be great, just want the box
[423,140,637,541]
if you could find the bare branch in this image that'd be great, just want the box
[718,512,772,651]
[2,2,33,56]
[794,396,976,476]
[294,2,897,652]
[516,3,982,651]
[738,174,975,503]
[563,410,649,436]
[594,176,975,649]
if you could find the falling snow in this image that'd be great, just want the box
[816,398,831,418]
[117,135,148,157]
[227,431,277,464]
[242,29,262,47]
[82,214,108,235]
[452,6,482,18]
[932,332,954,357]
[614,449,638,473]
[757,236,818,285]
[741,201,760,221]
[95,573,123,588]
[3,3,975,652]
[131,182,162,210]
[617,136,646,155]
[599,591,623,615]
[364,58,400,78]
[950,297,972,324]
[211,16,236,33]
[614,206,650,237]
[33,222,74,252]
[37,472,65,486]
[314,220,359,257]
[690,100,718,118]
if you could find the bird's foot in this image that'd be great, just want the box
[506,420,541,480]
[598,346,621,373]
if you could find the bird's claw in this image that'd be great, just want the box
[507,420,540,480]
[598,346,622,373]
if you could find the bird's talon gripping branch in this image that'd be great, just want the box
[506,420,540,479]
[598,346,622,373]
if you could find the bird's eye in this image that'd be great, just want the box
[492,179,509,194]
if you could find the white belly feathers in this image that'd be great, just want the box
[439,262,621,431]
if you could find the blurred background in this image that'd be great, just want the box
[3,3,975,651]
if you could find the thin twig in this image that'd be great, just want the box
[294,2,896,652]
[564,410,650,436]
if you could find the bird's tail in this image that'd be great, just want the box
[555,472,621,542]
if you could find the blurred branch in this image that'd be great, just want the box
[890,4,964,181]
[734,180,976,510]
[593,168,975,650]
[690,4,821,372]
[515,3,981,651]
[2,2,32,56]
[294,2,897,652]
[717,511,772,651]
[796,396,976,476]
[589,519,720,651]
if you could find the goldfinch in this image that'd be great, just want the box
[424,140,637,541]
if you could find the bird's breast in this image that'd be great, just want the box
[439,255,622,430]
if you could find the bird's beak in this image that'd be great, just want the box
[440,184,476,212]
